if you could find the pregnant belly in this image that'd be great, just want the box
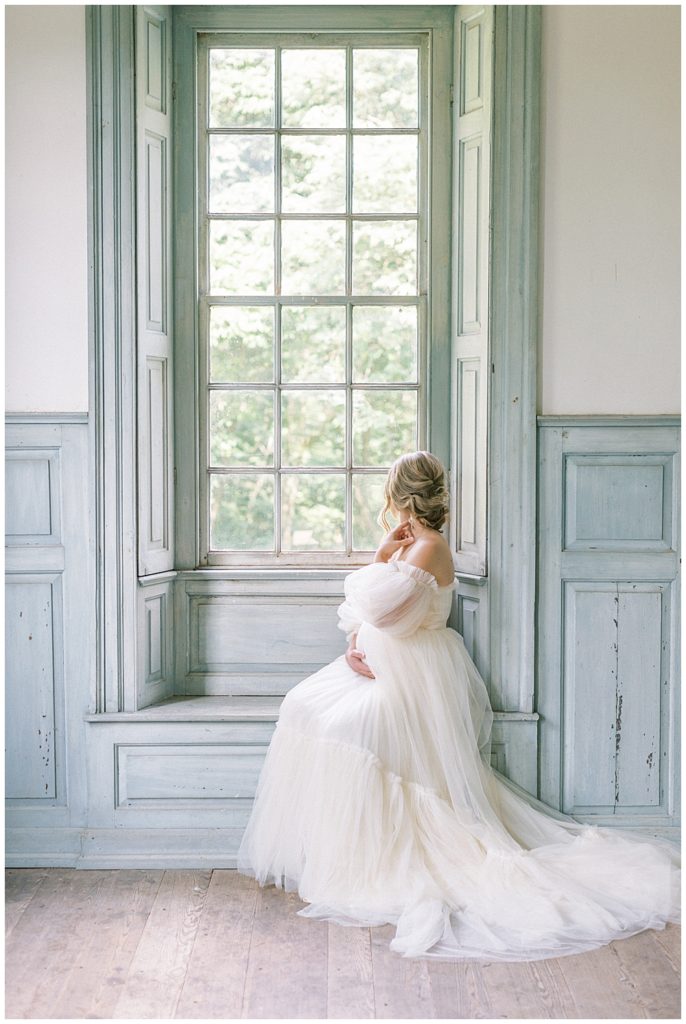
[355,622,387,678]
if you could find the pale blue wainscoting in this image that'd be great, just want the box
[537,416,680,838]
[5,414,93,864]
[5,414,679,867]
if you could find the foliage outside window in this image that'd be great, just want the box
[197,33,429,564]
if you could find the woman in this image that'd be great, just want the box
[236,451,680,961]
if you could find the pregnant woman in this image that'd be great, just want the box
[236,451,680,961]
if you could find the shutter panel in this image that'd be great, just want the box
[451,5,493,576]
[135,5,175,575]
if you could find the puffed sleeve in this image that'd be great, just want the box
[336,560,441,639]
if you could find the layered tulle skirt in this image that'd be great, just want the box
[236,620,680,961]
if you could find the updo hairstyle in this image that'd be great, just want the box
[379,451,450,532]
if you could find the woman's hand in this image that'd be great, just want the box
[374,520,415,564]
[345,633,375,679]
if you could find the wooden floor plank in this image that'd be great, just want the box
[609,929,681,1019]
[651,922,681,973]
[174,870,257,1019]
[556,939,649,1019]
[4,868,49,939]
[52,870,164,1019]
[241,884,329,1019]
[5,869,121,1018]
[370,923,435,1019]
[4,870,680,1021]
[474,956,577,1019]
[326,920,375,1019]
[111,869,212,1020]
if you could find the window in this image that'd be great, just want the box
[173,8,453,571]
[191,29,445,567]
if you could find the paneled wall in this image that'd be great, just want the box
[5,414,679,866]
[5,415,92,862]
[537,416,680,832]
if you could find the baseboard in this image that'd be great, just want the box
[5,823,680,870]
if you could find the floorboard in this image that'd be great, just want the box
[4,869,680,1020]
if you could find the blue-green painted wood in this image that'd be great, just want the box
[487,5,541,719]
[537,417,680,830]
[135,4,175,578]
[451,4,493,577]
[86,5,139,712]
[5,415,92,840]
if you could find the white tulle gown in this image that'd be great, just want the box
[236,552,680,961]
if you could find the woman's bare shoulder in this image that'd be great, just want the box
[402,532,455,586]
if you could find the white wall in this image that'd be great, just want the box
[4,5,680,416]
[5,5,89,413]
[540,4,680,415]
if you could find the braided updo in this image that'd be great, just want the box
[379,451,450,532]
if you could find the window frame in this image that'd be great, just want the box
[87,3,543,715]
[173,5,453,570]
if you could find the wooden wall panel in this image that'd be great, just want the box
[5,415,91,849]
[5,452,58,541]
[538,417,680,831]
[5,577,60,799]
[176,579,346,696]
[136,4,174,576]
[451,5,492,576]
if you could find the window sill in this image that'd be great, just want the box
[138,566,487,585]
[84,695,284,723]
[84,694,537,724]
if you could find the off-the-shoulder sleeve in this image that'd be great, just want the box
[336,560,441,639]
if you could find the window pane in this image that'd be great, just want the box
[209,220,274,295]
[353,48,419,128]
[281,390,345,466]
[353,306,417,383]
[209,134,274,214]
[353,135,417,213]
[353,390,417,466]
[281,221,346,295]
[282,306,346,383]
[281,49,346,128]
[210,474,274,550]
[352,473,388,550]
[210,391,274,466]
[209,49,275,128]
[281,135,346,214]
[281,474,345,550]
[210,306,274,383]
[352,221,417,295]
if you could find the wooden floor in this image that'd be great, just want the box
[5,868,681,1020]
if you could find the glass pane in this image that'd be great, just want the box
[353,390,417,466]
[281,220,346,295]
[352,221,417,295]
[209,49,274,128]
[353,48,418,128]
[281,474,345,550]
[281,390,345,466]
[281,49,346,128]
[352,473,389,550]
[353,135,417,213]
[353,306,417,383]
[209,306,273,383]
[282,135,346,213]
[209,220,274,295]
[282,306,346,383]
[209,390,274,466]
[210,474,274,550]
[209,134,274,213]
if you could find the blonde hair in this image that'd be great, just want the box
[379,451,450,532]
